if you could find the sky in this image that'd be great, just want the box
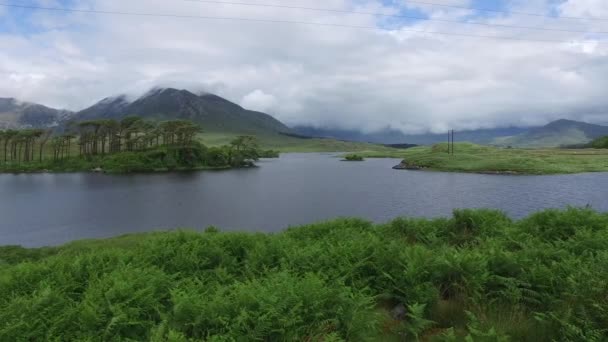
[1,0,608,133]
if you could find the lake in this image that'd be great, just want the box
[1,153,607,247]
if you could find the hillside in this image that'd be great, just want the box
[75,88,290,134]
[292,125,528,145]
[0,98,72,129]
[495,119,608,147]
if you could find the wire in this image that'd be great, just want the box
[183,0,608,35]
[402,0,608,22]
[0,2,598,44]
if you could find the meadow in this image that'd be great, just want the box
[360,142,608,174]
[1,207,607,341]
[198,131,397,153]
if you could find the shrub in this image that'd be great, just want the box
[343,154,364,161]
[168,272,380,341]
[591,136,608,149]
[1,208,608,340]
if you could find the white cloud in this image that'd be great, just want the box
[559,0,608,18]
[0,0,607,132]
[241,90,277,113]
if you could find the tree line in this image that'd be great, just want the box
[0,117,274,172]
[0,117,203,165]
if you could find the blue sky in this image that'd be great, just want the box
[0,0,84,34]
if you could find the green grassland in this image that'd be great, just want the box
[359,142,608,174]
[198,131,397,153]
[1,208,607,340]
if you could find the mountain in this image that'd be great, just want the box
[292,126,528,145]
[0,98,73,129]
[75,88,290,134]
[495,119,608,147]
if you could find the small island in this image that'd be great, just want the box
[342,154,365,162]
[0,117,276,174]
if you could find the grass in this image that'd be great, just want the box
[198,131,397,153]
[358,142,608,174]
[1,207,608,340]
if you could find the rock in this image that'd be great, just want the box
[391,303,407,320]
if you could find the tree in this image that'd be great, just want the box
[120,116,144,152]
[38,129,53,162]
[4,130,18,162]
[591,136,608,149]
[0,130,5,164]
[229,136,260,166]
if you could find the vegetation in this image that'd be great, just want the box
[0,117,269,173]
[343,154,364,161]
[1,208,607,340]
[358,142,608,174]
[198,131,398,153]
[591,136,608,149]
[259,149,280,158]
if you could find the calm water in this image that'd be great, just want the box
[1,153,608,247]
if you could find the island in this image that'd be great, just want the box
[359,142,608,175]
[0,117,278,174]
[341,154,365,161]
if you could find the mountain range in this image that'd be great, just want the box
[0,88,289,134]
[291,126,530,145]
[0,98,72,129]
[294,120,608,147]
[75,88,289,134]
[1,88,607,147]
[494,119,608,148]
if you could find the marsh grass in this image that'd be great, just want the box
[358,142,608,174]
[1,208,608,340]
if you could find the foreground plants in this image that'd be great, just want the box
[1,208,608,340]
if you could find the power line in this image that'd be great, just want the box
[183,0,608,35]
[0,2,598,44]
[401,0,608,22]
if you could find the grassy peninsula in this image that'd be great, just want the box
[362,142,608,174]
[1,208,607,340]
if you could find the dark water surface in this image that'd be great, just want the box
[2,153,608,247]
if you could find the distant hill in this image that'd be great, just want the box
[75,88,290,134]
[292,126,528,145]
[495,119,608,147]
[0,98,72,129]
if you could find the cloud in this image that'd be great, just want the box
[559,0,608,18]
[0,0,607,133]
[241,90,277,113]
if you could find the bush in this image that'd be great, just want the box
[259,149,280,158]
[168,272,379,340]
[203,147,230,167]
[591,136,608,149]
[343,154,364,161]
[1,208,608,340]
